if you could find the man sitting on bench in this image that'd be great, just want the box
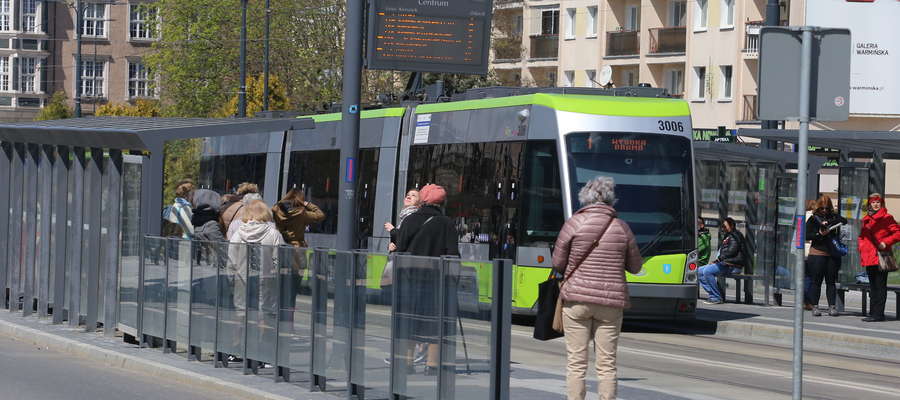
[699,218,748,305]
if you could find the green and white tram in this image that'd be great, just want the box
[201,88,699,319]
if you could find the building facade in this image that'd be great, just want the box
[0,0,156,122]
[490,0,900,207]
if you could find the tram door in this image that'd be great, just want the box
[837,164,870,284]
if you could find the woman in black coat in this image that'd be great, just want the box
[804,195,848,317]
[394,184,459,375]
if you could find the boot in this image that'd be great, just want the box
[811,306,822,317]
[828,306,839,317]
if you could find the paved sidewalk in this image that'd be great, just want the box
[0,312,333,400]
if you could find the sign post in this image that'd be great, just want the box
[337,0,365,252]
[759,26,850,400]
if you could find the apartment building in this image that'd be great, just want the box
[0,1,157,122]
[492,0,900,130]
[490,0,900,205]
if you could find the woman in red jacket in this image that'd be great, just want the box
[858,193,900,322]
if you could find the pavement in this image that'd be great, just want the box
[0,288,898,400]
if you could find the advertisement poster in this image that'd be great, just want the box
[806,0,900,115]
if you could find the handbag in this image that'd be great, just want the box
[878,251,898,272]
[533,219,613,341]
[830,237,849,258]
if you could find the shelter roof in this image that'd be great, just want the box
[694,141,826,167]
[738,128,900,157]
[0,117,314,151]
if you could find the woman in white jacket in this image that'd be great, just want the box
[228,200,284,311]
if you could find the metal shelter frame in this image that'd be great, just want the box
[693,141,826,305]
[0,117,313,333]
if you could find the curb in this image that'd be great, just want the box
[711,319,900,359]
[0,319,293,400]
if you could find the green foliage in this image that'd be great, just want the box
[423,72,501,95]
[147,0,407,116]
[95,99,162,117]
[217,74,289,117]
[35,91,73,121]
[162,139,202,206]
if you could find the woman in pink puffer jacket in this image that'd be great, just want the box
[552,176,643,400]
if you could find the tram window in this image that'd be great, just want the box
[199,153,267,194]
[519,141,564,248]
[287,150,339,234]
[565,132,695,255]
[408,142,524,260]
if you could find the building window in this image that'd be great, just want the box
[587,6,597,37]
[693,66,706,100]
[670,0,687,27]
[721,0,734,28]
[81,60,105,97]
[23,0,40,33]
[694,0,708,30]
[515,15,523,35]
[129,4,157,40]
[626,5,640,31]
[0,56,9,91]
[720,65,733,100]
[624,70,637,87]
[0,0,10,31]
[129,61,155,98]
[541,9,559,35]
[563,70,574,87]
[19,57,38,93]
[666,69,683,96]
[82,3,106,37]
[586,70,596,87]
[548,71,557,87]
[564,8,575,39]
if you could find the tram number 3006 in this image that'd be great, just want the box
[657,120,684,132]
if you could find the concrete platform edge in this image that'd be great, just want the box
[0,319,293,400]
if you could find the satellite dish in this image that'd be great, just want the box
[598,65,613,86]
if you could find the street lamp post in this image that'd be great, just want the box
[263,0,270,112]
[238,0,248,117]
[74,0,83,117]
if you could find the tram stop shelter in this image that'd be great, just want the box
[0,117,313,334]
[738,128,900,297]
[693,141,826,305]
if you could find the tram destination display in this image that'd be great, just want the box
[366,0,493,75]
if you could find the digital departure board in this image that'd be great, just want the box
[366,0,493,75]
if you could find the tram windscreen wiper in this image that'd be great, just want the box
[639,209,684,258]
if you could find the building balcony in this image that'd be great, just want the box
[493,37,523,62]
[649,26,686,55]
[605,30,639,57]
[742,21,762,58]
[494,0,523,9]
[742,94,758,121]
[529,34,559,60]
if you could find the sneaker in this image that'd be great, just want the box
[828,306,839,317]
[702,299,724,305]
[423,366,438,376]
[811,307,822,317]
[862,316,886,322]
[226,355,243,363]
[412,352,427,365]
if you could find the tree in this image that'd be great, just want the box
[94,99,162,117]
[35,91,73,121]
[217,74,289,117]
[147,0,406,117]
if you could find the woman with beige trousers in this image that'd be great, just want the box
[552,176,643,400]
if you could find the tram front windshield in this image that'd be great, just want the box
[565,132,694,256]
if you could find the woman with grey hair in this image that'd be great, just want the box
[552,176,643,400]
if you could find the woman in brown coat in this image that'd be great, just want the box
[552,176,643,400]
[272,189,326,248]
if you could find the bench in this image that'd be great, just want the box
[716,274,770,305]
[837,283,900,320]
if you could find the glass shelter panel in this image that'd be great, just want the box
[838,166,870,284]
